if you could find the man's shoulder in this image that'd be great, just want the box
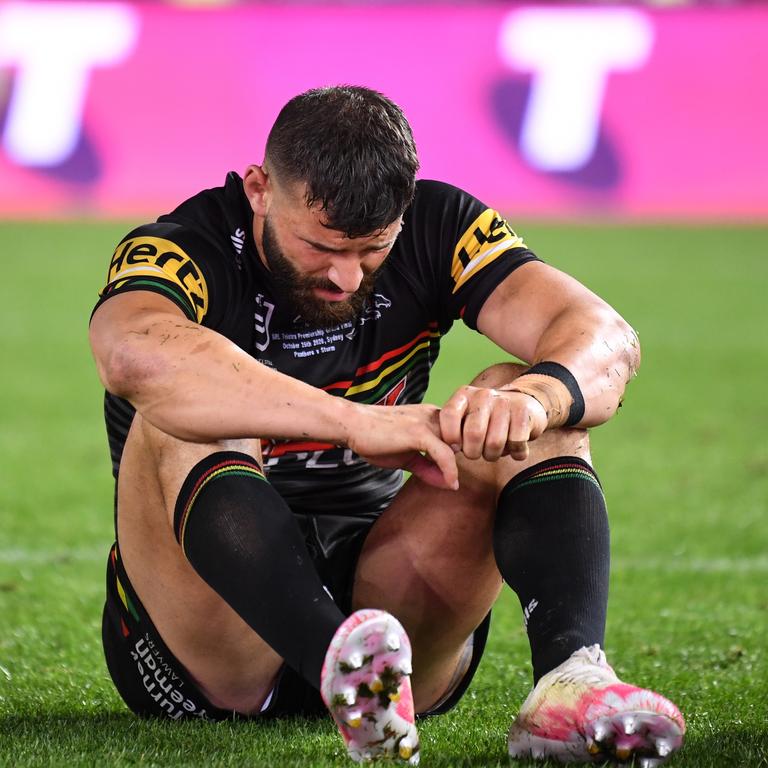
[105,174,252,326]
[408,180,489,228]
[159,172,246,238]
[160,175,230,225]
[413,179,473,205]
[110,220,231,286]
[113,173,249,270]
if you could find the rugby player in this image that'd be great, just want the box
[89,86,685,765]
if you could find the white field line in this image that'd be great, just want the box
[0,548,767,573]
[0,546,104,564]
[612,556,768,574]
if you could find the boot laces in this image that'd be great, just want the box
[551,645,617,688]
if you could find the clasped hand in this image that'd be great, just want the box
[348,387,549,491]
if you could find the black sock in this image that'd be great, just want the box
[174,451,345,690]
[493,456,610,684]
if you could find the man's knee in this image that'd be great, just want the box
[128,414,263,528]
[138,415,263,467]
[462,361,592,481]
[469,361,528,389]
[173,451,272,550]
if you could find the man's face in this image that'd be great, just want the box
[256,179,401,327]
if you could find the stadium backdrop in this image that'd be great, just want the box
[0,1,765,220]
[2,4,767,766]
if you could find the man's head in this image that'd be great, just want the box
[244,86,419,326]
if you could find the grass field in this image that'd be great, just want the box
[1,221,766,767]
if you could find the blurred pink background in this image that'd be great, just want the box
[0,1,765,219]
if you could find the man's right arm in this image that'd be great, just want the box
[89,291,458,489]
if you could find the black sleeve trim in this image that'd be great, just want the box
[90,277,198,325]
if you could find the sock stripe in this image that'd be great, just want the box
[508,463,602,494]
[494,456,609,682]
[177,460,265,551]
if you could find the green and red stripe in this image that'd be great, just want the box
[176,459,266,551]
[510,462,602,493]
[105,276,198,321]
[322,323,440,397]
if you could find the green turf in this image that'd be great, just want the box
[1,221,766,766]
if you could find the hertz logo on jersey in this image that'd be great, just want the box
[103,237,209,322]
[451,209,526,294]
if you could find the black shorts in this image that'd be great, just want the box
[102,510,490,721]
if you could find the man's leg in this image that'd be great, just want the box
[113,413,420,761]
[494,449,609,685]
[353,363,684,764]
[115,413,344,711]
[353,363,592,711]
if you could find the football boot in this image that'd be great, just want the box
[321,609,419,764]
[507,644,685,765]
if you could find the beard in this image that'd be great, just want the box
[261,215,380,327]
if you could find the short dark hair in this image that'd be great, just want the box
[265,86,419,238]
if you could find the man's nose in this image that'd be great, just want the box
[327,258,364,293]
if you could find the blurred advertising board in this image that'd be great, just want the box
[0,1,765,219]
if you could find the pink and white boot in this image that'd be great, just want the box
[508,645,685,765]
[320,609,419,764]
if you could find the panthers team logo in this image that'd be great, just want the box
[345,293,392,340]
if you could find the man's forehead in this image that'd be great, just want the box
[308,217,401,251]
[314,215,402,243]
[273,181,401,243]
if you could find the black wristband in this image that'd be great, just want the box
[525,361,585,427]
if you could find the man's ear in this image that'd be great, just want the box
[243,164,270,216]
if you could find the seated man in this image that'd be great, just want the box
[89,85,684,766]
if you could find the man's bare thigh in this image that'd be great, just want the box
[116,414,282,713]
[352,362,591,712]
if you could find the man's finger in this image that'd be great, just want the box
[406,454,457,490]
[439,389,469,448]
[505,440,530,461]
[417,436,459,490]
[461,388,502,460]
[484,396,513,461]
[506,397,534,445]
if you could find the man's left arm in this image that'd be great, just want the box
[439,260,640,460]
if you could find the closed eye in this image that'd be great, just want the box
[301,238,394,255]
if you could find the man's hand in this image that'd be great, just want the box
[91,293,457,489]
[348,403,459,491]
[439,385,549,462]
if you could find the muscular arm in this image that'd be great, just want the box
[89,292,457,487]
[477,261,640,427]
[440,261,640,460]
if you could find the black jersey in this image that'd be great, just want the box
[94,173,539,514]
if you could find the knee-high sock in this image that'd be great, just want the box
[493,456,610,684]
[174,451,345,690]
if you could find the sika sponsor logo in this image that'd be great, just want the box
[131,635,213,721]
[262,443,358,470]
